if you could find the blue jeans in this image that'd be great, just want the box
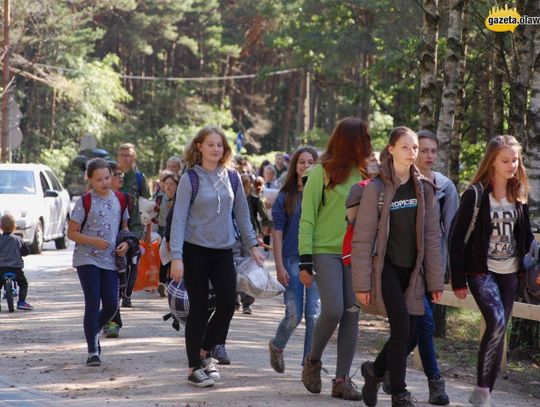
[77,265,119,354]
[417,294,441,379]
[272,256,320,361]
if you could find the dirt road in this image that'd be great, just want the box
[0,244,538,406]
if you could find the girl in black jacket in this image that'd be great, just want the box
[449,135,534,407]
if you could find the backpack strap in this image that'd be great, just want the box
[80,192,92,231]
[371,177,385,257]
[464,183,483,245]
[186,169,199,206]
[135,171,143,196]
[227,169,240,196]
[155,194,163,208]
[113,191,128,231]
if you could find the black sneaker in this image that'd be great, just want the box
[391,390,418,407]
[187,368,215,387]
[242,305,252,314]
[86,354,101,367]
[361,361,383,407]
[428,377,449,405]
[121,297,132,308]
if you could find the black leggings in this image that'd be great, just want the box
[467,271,517,391]
[373,261,420,395]
[183,242,237,369]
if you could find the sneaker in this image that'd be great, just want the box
[187,368,215,387]
[157,283,167,298]
[331,377,362,400]
[242,305,252,314]
[211,344,231,365]
[301,356,322,394]
[428,376,449,405]
[17,301,33,311]
[468,386,490,407]
[86,354,101,367]
[121,297,132,308]
[392,390,418,407]
[361,361,383,407]
[201,357,220,379]
[104,322,120,338]
[268,340,285,373]
[382,370,391,394]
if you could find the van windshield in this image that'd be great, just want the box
[0,170,36,194]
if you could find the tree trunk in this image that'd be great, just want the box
[448,0,468,186]
[510,0,540,355]
[419,0,439,131]
[508,0,534,143]
[436,0,467,174]
[525,2,540,230]
[492,37,505,136]
[294,69,307,147]
[280,73,298,151]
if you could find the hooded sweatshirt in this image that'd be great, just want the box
[170,165,257,260]
[432,171,459,271]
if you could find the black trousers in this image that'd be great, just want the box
[0,268,28,301]
[183,242,237,369]
[373,261,420,395]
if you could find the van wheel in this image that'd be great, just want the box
[29,221,43,254]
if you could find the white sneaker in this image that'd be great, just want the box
[201,357,220,379]
[187,368,215,387]
[469,386,491,407]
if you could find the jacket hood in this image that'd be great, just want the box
[193,164,226,177]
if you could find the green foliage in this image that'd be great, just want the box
[40,143,79,183]
[300,128,329,148]
[458,140,485,192]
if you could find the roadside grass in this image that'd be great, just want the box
[434,307,540,399]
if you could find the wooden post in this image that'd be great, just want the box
[1,0,10,163]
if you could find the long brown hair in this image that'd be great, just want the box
[280,147,319,215]
[183,126,234,168]
[470,135,529,203]
[379,126,418,164]
[320,117,372,187]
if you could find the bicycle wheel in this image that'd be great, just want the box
[5,278,14,312]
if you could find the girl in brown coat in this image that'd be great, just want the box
[351,127,444,407]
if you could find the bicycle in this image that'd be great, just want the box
[1,271,18,312]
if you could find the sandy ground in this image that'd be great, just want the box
[0,243,538,407]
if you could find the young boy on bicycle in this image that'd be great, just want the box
[0,213,33,311]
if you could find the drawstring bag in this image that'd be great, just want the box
[235,257,285,298]
[164,280,217,331]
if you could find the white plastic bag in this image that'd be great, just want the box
[235,257,284,298]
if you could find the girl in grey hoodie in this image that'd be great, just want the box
[169,126,264,388]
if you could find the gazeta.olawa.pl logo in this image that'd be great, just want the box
[485,4,540,32]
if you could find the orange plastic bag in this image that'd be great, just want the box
[134,240,160,291]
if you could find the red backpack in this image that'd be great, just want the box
[80,191,129,232]
[342,178,384,266]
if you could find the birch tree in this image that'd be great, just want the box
[419,0,439,131]
[436,0,467,173]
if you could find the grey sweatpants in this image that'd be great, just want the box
[310,253,359,377]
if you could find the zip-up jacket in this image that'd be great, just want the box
[449,183,533,290]
[351,159,444,316]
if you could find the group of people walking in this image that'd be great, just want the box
[65,117,536,407]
